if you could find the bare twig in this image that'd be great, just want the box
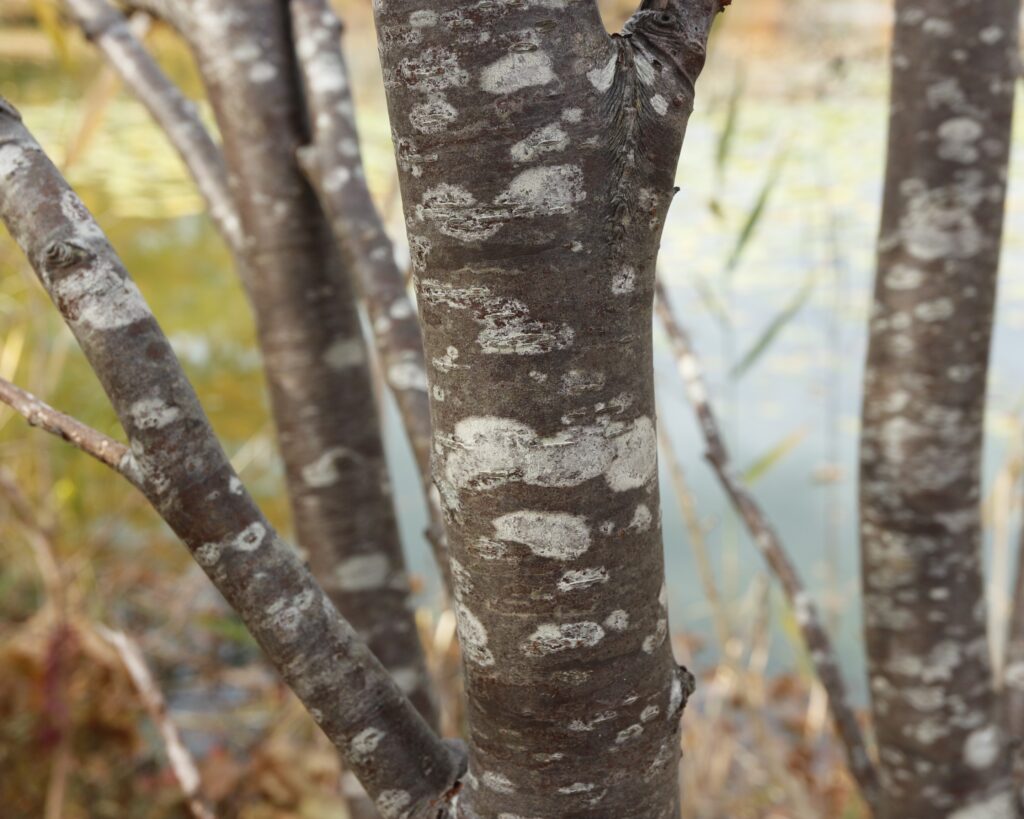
[0,99,463,815]
[98,626,216,819]
[65,0,242,252]
[0,377,134,483]
[654,277,880,809]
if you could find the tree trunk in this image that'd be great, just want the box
[180,0,437,725]
[860,0,1019,815]
[372,2,721,815]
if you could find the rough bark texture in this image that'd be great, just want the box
[860,1,1019,815]
[0,99,463,817]
[655,280,880,808]
[372,2,720,815]
[290,0,451,589]
[179,0,437,725]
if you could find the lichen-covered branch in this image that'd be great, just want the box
[65,0,242,252]
[371,2,720,814]
[654,279,880,809]
[860,1,1019,814]
[290,0,449,586]
[0,99,463,818]
[0,376,134,484]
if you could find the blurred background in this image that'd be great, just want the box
[1,0,1022,816]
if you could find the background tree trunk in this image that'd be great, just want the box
[181,0,438,726]
[859,0,1019,815]
[372,2,720,815]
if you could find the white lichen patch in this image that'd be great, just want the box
[494,164,585,216]
[221,523,264,554]
[323,336,366,370]
[129,397,182,430]
[611,266,637,295]
[350,726,385,762]
[884,264,925,290]
[523,622,605,655]
[0,142,32,179]
[432,346,462,372]
[195,542,221,567]
[398,47,468,93]
[480,51,555,94]
[248,62,277,84]
[301,447,353,488]
[587,54,617,92]
[419,280,574,355]
[408,9,437,26]
[641,704,660,722]
[963,725,1000,770]
[558,567,609,592]
[629,504,652,532]
[604,610,629,631]
[898,179,985,261]
[46,254,150,332]
[937,116,984,164]
[482,771,516,793]
[793,591,814,626]
[558,782,596,794]
[650,94,668,116]
[948,790,1015,819]
[375,789,412,819]
[410,95,459,134]
[669,673,683,715]
[438,415,657,509]
[388,358,429,391]
[493,511,591,560]
[642,618,668,653]
[560,369,605,395]
[334,554,391,591]
[455,603,495,666]
[511,123,569,163]
[615,724,643,744]
[913,297,955,322]
[568,711,616,731]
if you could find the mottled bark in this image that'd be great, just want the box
[290,0,450,588]
[0,100,464,816]
[175,1,437,725]
[655,279,880,808]
[372,2,721,815]
[860,1,1019,815]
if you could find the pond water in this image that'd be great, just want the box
[2,2,1023,708]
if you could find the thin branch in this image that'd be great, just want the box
[654,277,880,810]
[0,98,463,816]
[119,0,192,33]
[97,626,216,819]
[65,0,242,252]
[290,0,450,587]
[0,376,135,484]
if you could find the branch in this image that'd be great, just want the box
[290,0,451,587]
[119,0,192,33]
[0,376,136,485]
[97,626,216,819]
[0,98,463,817]
[654,278,880,809]
[65,0,242,253]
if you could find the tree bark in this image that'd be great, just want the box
[860,0,1019,815]
[372,2,721,815]
[0,98,464,816]
[289,0,451,590]
[176,0,438,725]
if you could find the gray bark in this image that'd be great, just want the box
[372,1,722,815]
[173,0,438,725]
[0,98,464,817]
[860,0,1019,815]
